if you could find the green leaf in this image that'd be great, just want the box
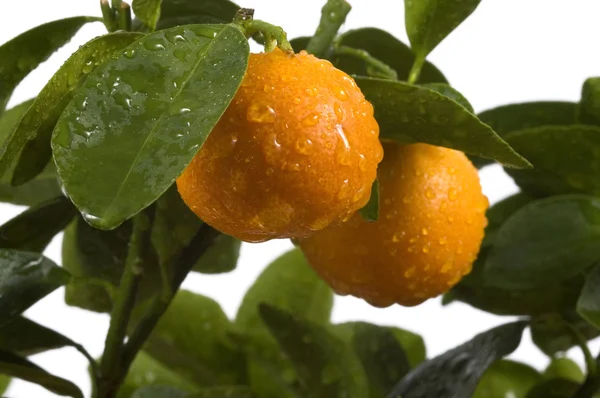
[579,77,600,126]
[236,249,333,332]
[578,263,600,329]
[259,304,369,398]
[351,323,411,397]
[143,290,245,386]
[530,312,600,357]
[0,374,10,395]
[119,350,198,398]
[544,358,585,384]
[483,192,534,247]
[0,316,76,356]
[0,99,34,144]
[193,233,241,274]
[0,350,83,398]
[473,101,577,167]
[189,387,255,398]
[333,27,447,83]
[473,360,542,398]
[0,32,143,187]
[404,0,481,59]
[526,379,580,398]
[484,195,600,290]
[0,196,75,252]
[423,83,474,113]
[133,0,163,31]
[146,0,240,31]
[359,179,379,222]
[52,24,249,230]
[130,385,187,398]
[355,77,530,168]
[0,16,99,113]
[0,250,70,326]
[504,125,600,196]
[389,321,527,398]
[290,37,310,53]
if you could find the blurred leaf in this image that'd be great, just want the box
[135,0,240,31]
[193,233,241,274]
[579,77,600,126]
[473,101,577,167]
[0,196,75,252]
[473,360,542,398]
[526,378,580,398]
[0,374,10,395]
[423,83,473,113]
[504,125,600,196]
[131,386,187,398]
[0,32,143,186]
[290,37,310,53]
[359,179,379,222]
[531,312,600,357]
[189,387,255,398]
[388,321,527,398]
[0,249,70,327]
[404,0,481,59]
[52,24,249,230]
[0,16,99,113]
[0,99,34,144]
[577,262,600,330]
[483,192,534,247]
[334,322,426,369]
[0,316,76,356]
[0,350,83,398]
[484,195,600,290]
[119,351,198,398]
[332,27,446,83]
[144,290,245,386]
[133,0,163,31]
[259,304,369,398]
[355,77,530,168]
[544,358,585,384]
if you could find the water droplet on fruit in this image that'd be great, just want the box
[439,237,447,245]
[334,102,345,121]
[302,113,320,126]
[404,267,416,278]
[295,138,313,154]
[425,189,435,199]
[335,125,351,165]
[337,179,350,199]
[448,188,457,200]
[392,234,400,243]
[306,87,318,96]
[335,88,348,101]
[422,246,430,253]
[310,216,330,231]
[247,102,276,123]
[266,167,274,176]
[422,228,428,236]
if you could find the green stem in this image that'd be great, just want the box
[567,323,597,377]
[333,46,397,80]
[100,0,117,32]
[306,0,351,58]
[234,9,293,52]
[408,55,425,84]
[116,1,132,31]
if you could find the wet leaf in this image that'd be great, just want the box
[130,385,187,398]
[359,179,379,222]
[526,378,580,398]
[133,0,163,31]
[52,24,249,230]
[0,350,83,398]
[484,195,600,290]
[388,321,527,398]
[404,0,481,59]
[0,196,75,252]
[530,312,600,357]
[504,125,600,196]
[0,32,143,186]
[259,304,369,398]
[193,233,241,274]
[134,0,240,31]
[333,27,446,83]
[0,99,34,144]
[0,16,99,113]
[0,316,76,356]
[0,250,70,327]
[355,77,530,168]
[544,358,585,383]
[578,263,600,330]
[473,360,542,398]
[423,83,473,113]
[579,77,600,126]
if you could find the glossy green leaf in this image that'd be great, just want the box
[526,379,580,398]
[143,290,245,386]
[119,350,198,398]
[0,196,75,252]
[530,312,600,357]
[388,321,527,398]
[355,77,530,168]
[579,77,600,126]
[52,24,249,230]
[0,33,143,186]
[484,195,600,290]
[359,179,379,222]
[404,0,481,59]
[473,360,542,398]
[0,99,34,144]
[578,263,600,330]
[133,0,163,31]
[483,192,534,247]
[0,350,83,398]
[0,16,99,113]
[130,386,187,398]
[333,27,447,83]
[504,125,600,196]
[544,358,585,384]
[141,0,240,31]
[236,249,333,332]
[193,233,241,274]
[0,250,70,327]
[0,374,10,395]
[0,316,75,356]
[423,83,474,113]
[259,304,369,398]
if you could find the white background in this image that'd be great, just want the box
[1,0,600,396]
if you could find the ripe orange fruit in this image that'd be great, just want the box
[299,143,489,307]
[177,48,383,242]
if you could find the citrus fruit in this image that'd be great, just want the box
[177,48,383,242]
[299,143,489,307]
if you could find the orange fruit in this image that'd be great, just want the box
[299,143,489,307]
[177,48,383,242]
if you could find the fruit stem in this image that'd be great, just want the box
[408,55,425,84]
[306,0,351,58]
[100,0,117,32]
[566,322,598,377]
[234,9,293,52]
[333,46,398,80]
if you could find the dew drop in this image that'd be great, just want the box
[293,97,301,104]
[247,102,276,123]
[334,102,346,122]
[143,37,166,51]
[392,234,400,243]
[310,216,330,231]
[358,154,367,172]
[302,113,320,126]
[421,228,428,236]
[123,48,136,59]
[335,125,351,165]
[448,188,457,201]
[179,107,191,114]
[425,189,435,199]
[335,88,348,101]
[266,167,274,176]
[306,87,318,97]
[337,179,350,199]
[422,246,430,253]
[439,237,447,245]
[295,138,313,154]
